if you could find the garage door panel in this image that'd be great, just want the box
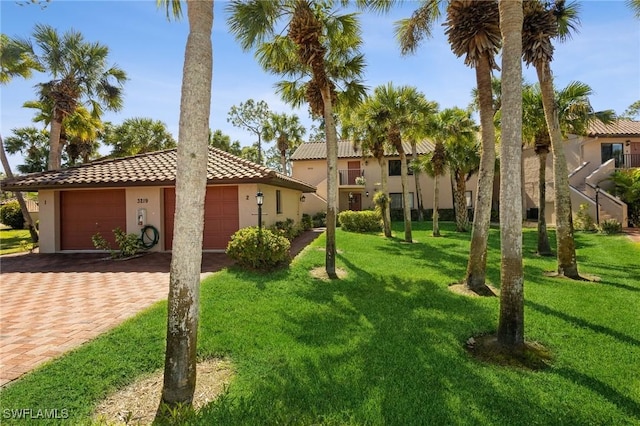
[61,189,126,250]
[164,186,238,250]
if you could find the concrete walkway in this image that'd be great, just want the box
[0,229,323,387]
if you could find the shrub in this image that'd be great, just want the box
[599,219,622,235]
[312,211,326,227]
[226,226,291,270]
[301,214,313,230]
[269,218,304,241]
[0,201,25,229]
[92,227,143,258]
[337,210,382,233]
[574,203,596,231]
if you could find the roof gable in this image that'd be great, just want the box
[291,140,436,161]
[0,147,316,192]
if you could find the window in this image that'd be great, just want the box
[601,143,624,167]
[388,160,413,176]
[276,190,282,214]
[390,192,414,209]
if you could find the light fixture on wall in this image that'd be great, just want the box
[256,191,264,230]
[246,195,249,201]
[365,191,369,197]
[300,195,306,202]
[626,140,631,146]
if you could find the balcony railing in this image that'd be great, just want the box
[339,169,364,185]
[621,154,640,168]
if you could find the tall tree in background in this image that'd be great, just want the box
[102,117,176,158]
[228,0,367,278]
[208,129,242,156]
[156,0,213,417]
[522,0,582,279]
[24,24,126,170]
[227,99,271,164]
[497,0,524,349]
[0,33,41,243]
[4,127,50,173]
[439,107,480,232]
[628,0,640,18]
[263,112,306,174]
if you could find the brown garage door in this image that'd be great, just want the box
[61,189,126,250]
[164,186,239,250]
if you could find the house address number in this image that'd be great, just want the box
[137,198,149,204]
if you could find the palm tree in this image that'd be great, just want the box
[262,112,306,174]
[25,24,127,170]
[628,0,640,18]
[4,127,49,173]
[0,33,41,243]
[522,81,615,256]
[419,137,446,237]
[522,0,582,279]
[439,108,481,232]
[156,0,213,417]
[341,94,393,237]
[366,83,435,243]
[101,117,176,158]
[227,0,367,278]
[397,0,501,294]
[497,0,524,350]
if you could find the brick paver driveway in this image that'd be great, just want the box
[0,251,233,387]
[0,229,322,388]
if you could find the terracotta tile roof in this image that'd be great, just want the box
[588,119,640,137]
[0,147,316,192]
[291,139,436,160]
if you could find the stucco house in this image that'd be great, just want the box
[291,140,479,217]
[522,119,640,227]
[0,147,316,253]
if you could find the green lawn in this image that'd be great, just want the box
[0,228,33,255]
[1,222,639,425]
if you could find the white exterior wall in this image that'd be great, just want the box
[125,187,164,251]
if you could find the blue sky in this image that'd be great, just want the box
[1,0,639,171]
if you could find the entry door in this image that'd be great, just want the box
[350,193,362,211]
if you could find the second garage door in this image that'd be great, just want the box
[164,186,239,250]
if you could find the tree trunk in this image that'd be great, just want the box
[454,174,469,232]
[158,0,213,416]
[497,0,524,349]
[47,118,64,170]
[378,156,392,237]
[464,55,496,293]
[412,142,424,221]
[399,148,412,242]
[0,134,38,243]
[280,149,287,175]
[433,173,440,237]
[536,62,579,279]
[322,86,338,279]
[537,149,552,255]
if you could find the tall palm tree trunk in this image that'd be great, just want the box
[497,0,524,349]
[378,156,392,237]
[537,149,552,255]
[159,0,213,415]
[536,62,579,278]
[322,86,338,279]
[433,173,440,237]
[454,173,469,231]
[0,134,38,243]
[399,148,412,242]
[47,118,64,170]
[464,55,496,293]
[412,142,425,221]
[280,149,287,175]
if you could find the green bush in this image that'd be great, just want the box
[91,227,143,258]
[337,210,382,233]
[599,219,622,235]
[301,214,313,230]
[226,226,291,270]
[0,201,25,229]
[574,203,596,231]
[269,218,304,241]
[312,211,326,227]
